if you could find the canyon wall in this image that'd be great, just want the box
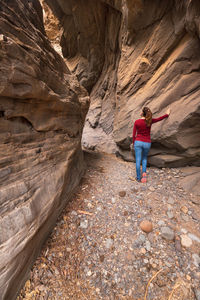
[46,0,200,167]
[0,0,88,299]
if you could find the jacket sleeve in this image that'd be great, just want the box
[152,114,169,124]
[132,121,137,144]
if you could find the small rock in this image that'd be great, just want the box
[194,289,200,300]
[186,275,191,281]
[165,261,172,268]
[167,197,175,204]
[149,186,155,192]
[161,227,175,241]
[175,238,182,252]
[158,220,165,226]
[181,228,188,234]
[87,270,92,276]
[111,197,116,203]
[188,233,200,243]
[80,220,88,229]
[191,212,200,221]
[167,211,174,219]
[192,254,200,267]
[145,241,151,251]
[105,238,113,249]
[119,191,126,197]
[181,206,188,214]
[180,235,192,248]
[138,234,146,243]
[181,214,189,222]
[140,220,153,233]
[140,248,146,254]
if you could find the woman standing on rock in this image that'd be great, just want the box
[132,107,170,183]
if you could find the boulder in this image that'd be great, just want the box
[0,1,89,299]
[179,166,200,195]
[46,0,200,167]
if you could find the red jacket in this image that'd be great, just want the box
[132,114,169,144]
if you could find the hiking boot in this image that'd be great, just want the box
[141,172,147,183]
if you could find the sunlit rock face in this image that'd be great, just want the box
[46,0,200,167]
[0,0,88,299]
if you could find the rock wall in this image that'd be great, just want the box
[46,0,200,167]
[0,0,88,299]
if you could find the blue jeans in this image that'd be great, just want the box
[134,141,151,181]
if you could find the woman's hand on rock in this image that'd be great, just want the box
[166,108,171,115]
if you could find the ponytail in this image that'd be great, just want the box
[142,107,152,127]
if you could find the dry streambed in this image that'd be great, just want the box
[18,152,200,300]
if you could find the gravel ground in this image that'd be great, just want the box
[18,151,200,300]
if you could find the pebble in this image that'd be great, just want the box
[167,197,175,204]
[111,197,116,204]
[175,239,182,252]
[105,238,113,249]
[87,270,92,276]
[188,233,200,243]
[194,289,200,300]
[140,220,153,233]
[158,220,165,226]
[140,248,146,254]
[181,206,188,214]
[181,214,189,222]
[138,234,146,243]
[119,191,126,197]
[161,227,175,241]
[149,187,155,192]
[167,211,174,219]
[145,241,151,251]
[180,235,192,248]
[192,254,200,267]
[181,228,188,234]
[79,220,88,229]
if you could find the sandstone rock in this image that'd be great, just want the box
[180,235,193,248]
[192,254,200,268]
[161,227,175,241]
[0,1,89,299]
[188,233,200,244]
[194,289,200,300]
[181,206,188,214]
[46,0,200,167]
[119,191,126,197]
[140,220,153,233]
[179,167,200,196]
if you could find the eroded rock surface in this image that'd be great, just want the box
[0,1,88,299]
[46,0,200,166]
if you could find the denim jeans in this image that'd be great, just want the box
[134,140,151,181]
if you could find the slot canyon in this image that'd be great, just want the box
[0,0,200,299]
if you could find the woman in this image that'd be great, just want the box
[132,107,170,183]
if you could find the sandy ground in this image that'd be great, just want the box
[18,151,200,300]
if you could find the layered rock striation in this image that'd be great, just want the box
[0,0,88,299]
[46,0,200,167]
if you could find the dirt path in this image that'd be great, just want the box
[18,151,200,300]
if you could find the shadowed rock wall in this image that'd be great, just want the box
[46,0,200,167]
[0,0,88,299]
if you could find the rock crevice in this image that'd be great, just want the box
[47,0,200,166]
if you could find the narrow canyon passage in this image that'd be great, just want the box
[18,152,200,300]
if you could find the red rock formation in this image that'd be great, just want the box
[46,0,200,167]
[0,0,88,299]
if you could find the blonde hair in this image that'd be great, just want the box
[142,107,152,127]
